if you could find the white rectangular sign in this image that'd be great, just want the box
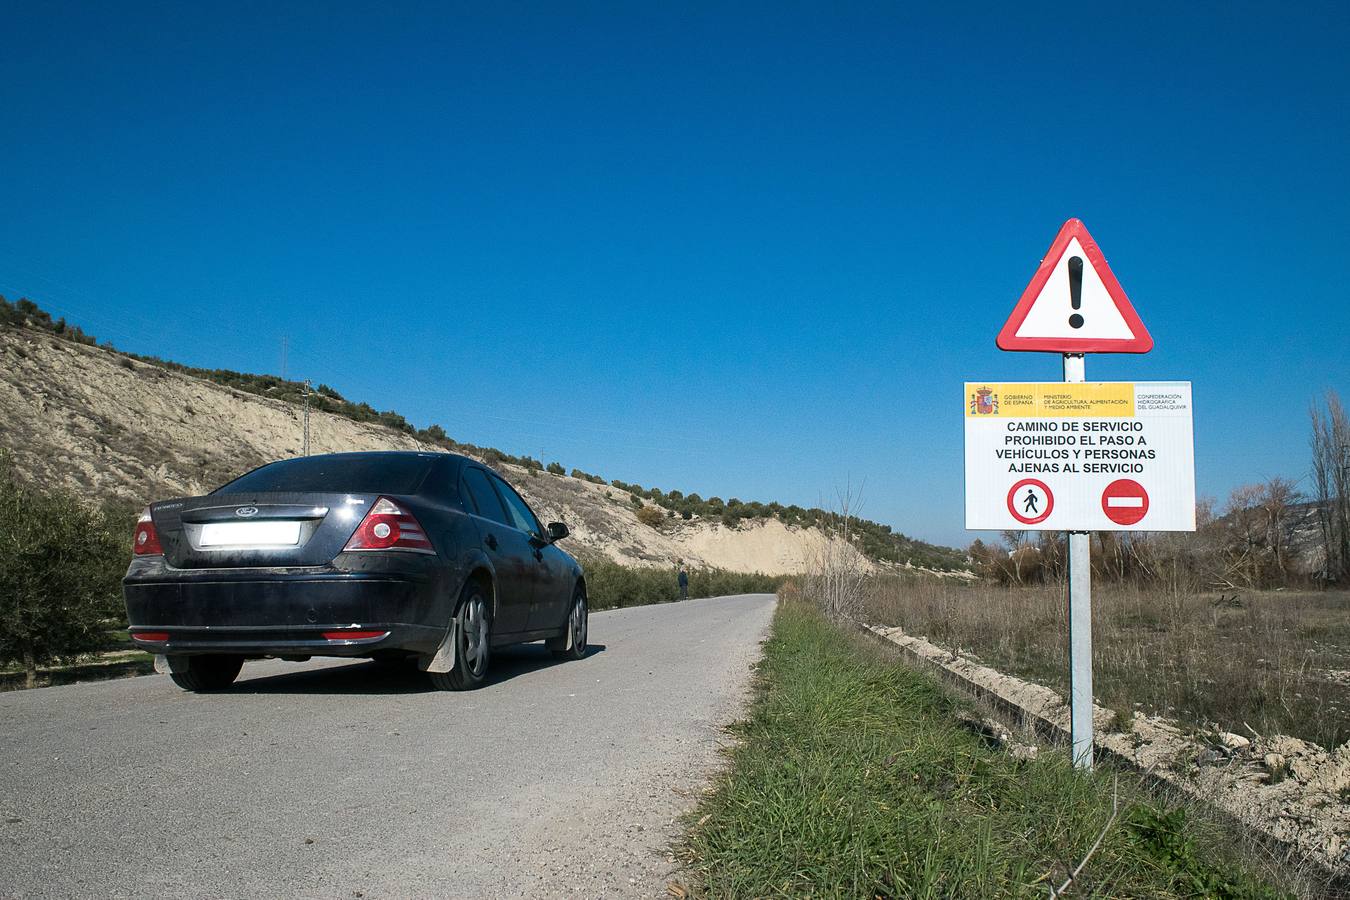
[964,381,1195,531]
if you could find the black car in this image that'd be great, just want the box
[123,451,588,692]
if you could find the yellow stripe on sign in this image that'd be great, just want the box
[964,383,1136,417]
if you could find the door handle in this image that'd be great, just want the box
[485,534,498,551]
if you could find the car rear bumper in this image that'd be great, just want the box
[123,569,449,657]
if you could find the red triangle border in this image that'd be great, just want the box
[996,219,1153,354]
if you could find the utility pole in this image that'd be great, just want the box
[302,378,311,456]
[281,336,289,381]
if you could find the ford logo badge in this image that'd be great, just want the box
[236,506,259,518]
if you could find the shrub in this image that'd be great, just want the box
[0,454,129,686]
[636,505,665,528]
[580,555,783,610]
[546,462,565,476]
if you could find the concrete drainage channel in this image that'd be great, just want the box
[853,620,1350,891]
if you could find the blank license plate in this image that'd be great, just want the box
[199,521,302,547]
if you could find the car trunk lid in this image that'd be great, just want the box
[151,492,378,568]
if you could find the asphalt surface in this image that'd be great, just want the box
[0,593,776,900]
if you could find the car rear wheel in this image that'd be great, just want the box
[168,655,244,692]
[429,583,492,691]
[547,589,588,661]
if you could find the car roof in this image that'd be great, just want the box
[291,450,468,463]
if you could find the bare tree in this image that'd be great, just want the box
[1223,483,1266,587]
[1310,390,1349,581]
[1095,530,1129,583]
[805,481,870,622]
[1036,531,1067,582]
[1000,530,1028,584]
[1259,476,1300,580]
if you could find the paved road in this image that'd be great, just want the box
[0,594,776,900]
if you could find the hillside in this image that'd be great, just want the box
[0,299,965,574]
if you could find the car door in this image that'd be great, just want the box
[487,473,566,631]
[459,466,532,635]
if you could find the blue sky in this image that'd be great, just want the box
[1,2,1346,547]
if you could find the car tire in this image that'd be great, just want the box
[168,655,244,692]
[547,589,588,661]
[429,582,492,691]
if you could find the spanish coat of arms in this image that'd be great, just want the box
[969,386,998,415]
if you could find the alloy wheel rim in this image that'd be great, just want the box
[463,595,488,675]
[571,597,587,653]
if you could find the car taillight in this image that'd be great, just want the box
[132,509,164,556]
[342,497,434,554]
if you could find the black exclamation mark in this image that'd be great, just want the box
[1068,256,1084,329]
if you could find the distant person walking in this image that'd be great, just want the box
[677,565,689,601]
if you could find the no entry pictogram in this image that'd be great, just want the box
[1101,479,1150,526]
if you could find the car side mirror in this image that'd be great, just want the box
[547,521,570,542]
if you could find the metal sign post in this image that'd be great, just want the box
[1063,351,1093,769]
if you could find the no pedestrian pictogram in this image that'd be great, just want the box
[1007,478,1053,525]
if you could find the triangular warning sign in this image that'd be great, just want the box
[996,219,1152,353]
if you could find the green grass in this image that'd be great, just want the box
[682,601,1285,899]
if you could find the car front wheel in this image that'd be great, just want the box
[547,589,588,661]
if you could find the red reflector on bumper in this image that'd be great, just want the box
[321,630,387,640]
[133,632,169,642]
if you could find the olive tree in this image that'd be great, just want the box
[0,454,128,686]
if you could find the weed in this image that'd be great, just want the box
[1126,806,1280,899]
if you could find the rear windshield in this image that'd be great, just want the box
[215,455,437,495]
